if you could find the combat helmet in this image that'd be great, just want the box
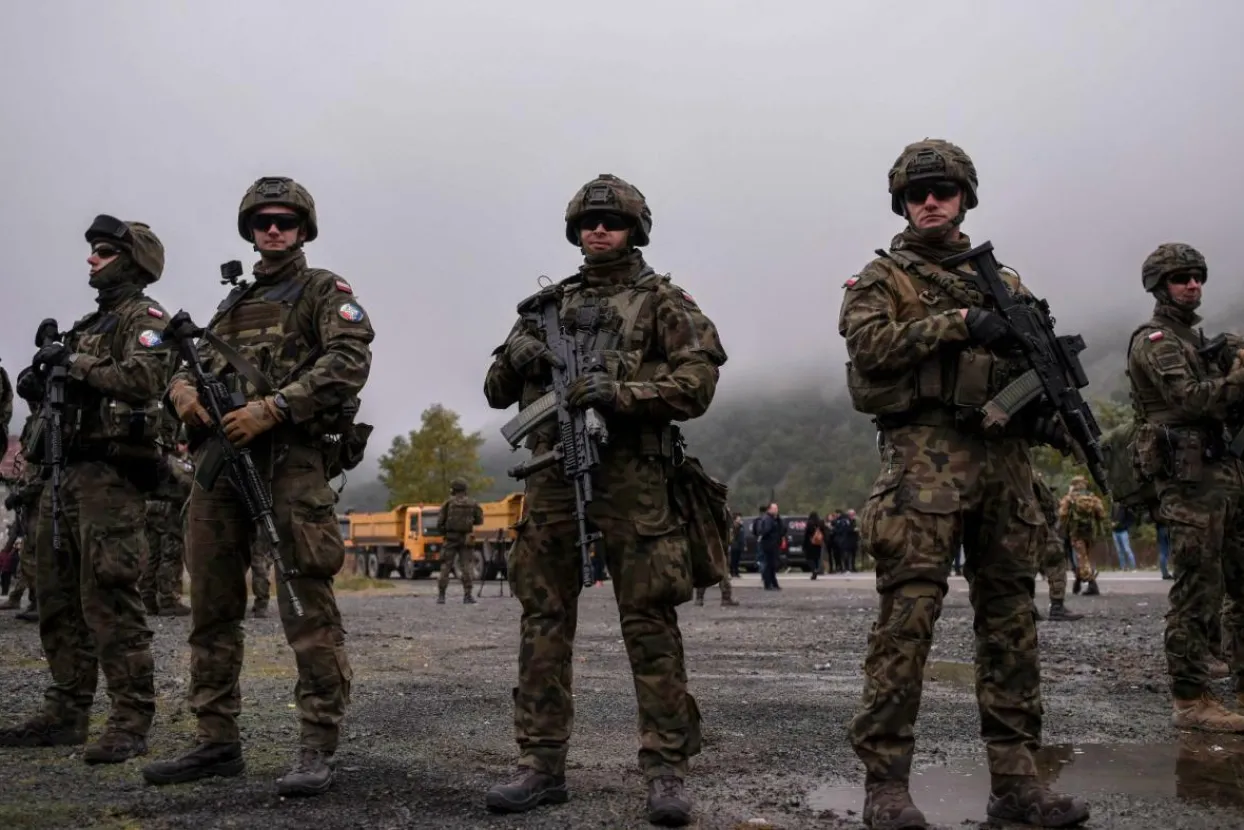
[237,176,318,243]
[1141,243,1206,293]
[888,139,979,216]
[450,478,468,493]
[85,214,165,282]
[565,173,652,247]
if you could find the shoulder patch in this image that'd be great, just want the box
[138,329,163,348]
[334,279,353,294]
[844,275,861,289]
[147,307,164,319]
[338,302,366,323]
[1147,331,1164,342]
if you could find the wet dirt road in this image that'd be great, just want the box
[1,571,1242,829]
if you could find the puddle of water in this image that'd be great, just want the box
[808,735,1244,826]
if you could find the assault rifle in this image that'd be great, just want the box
[1198,333,1244,458]
[31,318,67,564]
[940,241,1110,493]
[501,283,617,587]
[162,310,305,617]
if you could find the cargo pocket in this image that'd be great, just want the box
[617,520,694,610]
[859,457,906,566]
[91,521,147,589]
[292,488,346,579]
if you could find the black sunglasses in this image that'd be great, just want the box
[577,212,632,232]
[904,180,961,204]
[91,244,121,258]
[1166,271,1205,286]
[250,213,302,232]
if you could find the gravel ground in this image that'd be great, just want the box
[2,571,1243,830]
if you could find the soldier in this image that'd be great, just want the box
[1033,477,1083,621]
[437,478,483,605]
[0,216,169,763]
[141,434,193,616]
[483,173,726,825]
[838,139,1089,828]
[1127,242,1244,732]
[2,396,43,621]
[693,567,739,607]
[143,176,374,796]
[1058,477,1105,597]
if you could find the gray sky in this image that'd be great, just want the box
[2,1,1242,450]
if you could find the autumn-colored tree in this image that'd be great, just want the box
[378,404,493,507]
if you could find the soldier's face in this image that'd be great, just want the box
[904,181,962,229]
[577,212,632,253]
[1165,272,1203,306]
[87,242,120,276]
[250,207,305,253]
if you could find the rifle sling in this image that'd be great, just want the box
[202,331,275,396]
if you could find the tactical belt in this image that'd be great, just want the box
[65,442,160,465]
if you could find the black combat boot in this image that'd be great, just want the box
[485,766,569,813]
[142,741,245,785]
[277,748,335,796]
[0,712,88,747]
[159,600,192,617]
[464,594,476,605]
[15,604,39,622]
[647,775,692,826]
[987,774,1089,827]
[142,595,160,616]
[84,729,148,764]
[1048,600,1083,621]
[862,777,927,829]
[251,600,268,618]
[694,591,704,607]
[721,597,740,607]
[1072,578,1081,594]
[436,590,446,604]
[1084,580,1100,596]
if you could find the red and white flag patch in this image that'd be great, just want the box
[147,307,164,319]
[334,279,353,294]
[844,276,860,288]
[1148,331,1164,342]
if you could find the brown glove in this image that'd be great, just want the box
[221,397,285,446]
[169,379,211,427]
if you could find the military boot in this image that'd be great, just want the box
[694,591,705,607]
[15,606,39,623]
[647,776,692,826]
[1084,580,1100,596]
[1,590,22,610]
[142,595,160,616]
[1072,578,1081,594]
[464,593,476,604]
[142,741,245,785]
[436,591,446,605]
[1048,600,1083,621]
[987,774,1089,827]
[251,600,268,618]
[485,766,569,813]
[862,777,927,829]
[721,598,740,607]
[0,712,88,747]
[1171,693,1244,732]
[276,748,335,796]
[84,730,148,765]
[159,601,192,617]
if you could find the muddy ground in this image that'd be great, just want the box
[2,570,1242,830]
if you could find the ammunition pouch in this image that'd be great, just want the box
[1139,424,1224,483]
[667,451,729,589]
[91,398,163,444]
[315,398,372,479]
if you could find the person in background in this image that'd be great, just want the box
[727,513,744,578]
[1111,502,1137,572]
[758,503,783,591]
[803,511,825,580]
[1156,521,1173,580]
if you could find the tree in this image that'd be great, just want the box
[378,404,493,507]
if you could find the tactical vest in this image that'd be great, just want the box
[1127,316,1214,427]
[66,300,164,446]
[443,496,477,534]
[1064,493,1101,538]
[845,253,1025,425]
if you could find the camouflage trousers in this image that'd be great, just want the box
[1156,458,1244,700]
[1070,538,1098,582]
[9,535,37,602]
[141,499,185,609]
[250,545,270,604]
[437,535,474,596]
[185,442,352,752]
[33,460,155,736]
[850,426,1043,781]
[694,570,733,602]
[1035,527,1067,603]
[508,514,701,782]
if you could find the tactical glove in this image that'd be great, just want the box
[964,308,1017,349]
[15,367,44,403]
[505,334,565,378]
[168,379,211,428]
[222,396,285,446]
[32,343,71,369]
[566,374,619,410]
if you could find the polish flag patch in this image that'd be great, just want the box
[334,279,353,294]
[1148,331,1164,342]
[147,307,164,318]
[844,276,860,288]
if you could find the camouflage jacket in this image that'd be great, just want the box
[439,492,483,537]
[483,250,727,526]
[63,285,172,447]
[838,236,1033,428]
[1058,490,1106,540]
[1127,301,1244,427]
[170,252,374,437]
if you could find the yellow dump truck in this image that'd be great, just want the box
[343,492,524,582]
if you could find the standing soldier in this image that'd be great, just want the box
[1058,477,1105,597]
[437,478,483,605]
[143,176,374,795]
[0,216,169,763]
[2,391,44,621]
[693,565,739,607]
[141,432,193,617]
[838,139,1089,828]
[1033,477,1083,621]
[1127,242,1244,732]
[483,173,727,825]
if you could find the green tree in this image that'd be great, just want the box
[378,404,493,507]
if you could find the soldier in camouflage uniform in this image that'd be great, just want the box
[0,216,170,764]
[1127,242,1244,732]
[1058,477,1105,596]
[838,140,1089,829]
[483,174,727,826]
[141,437,193,616]
[437,478,483,604]
[1033,476,1082,621]
[144,176,373,796]
[693,568,738,607]
[2,401,43,621]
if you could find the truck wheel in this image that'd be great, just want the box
[400,552,416,580]
[365,553,380,579]
[471,548,486,584]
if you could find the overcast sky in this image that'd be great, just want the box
[2,1,1241,450]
